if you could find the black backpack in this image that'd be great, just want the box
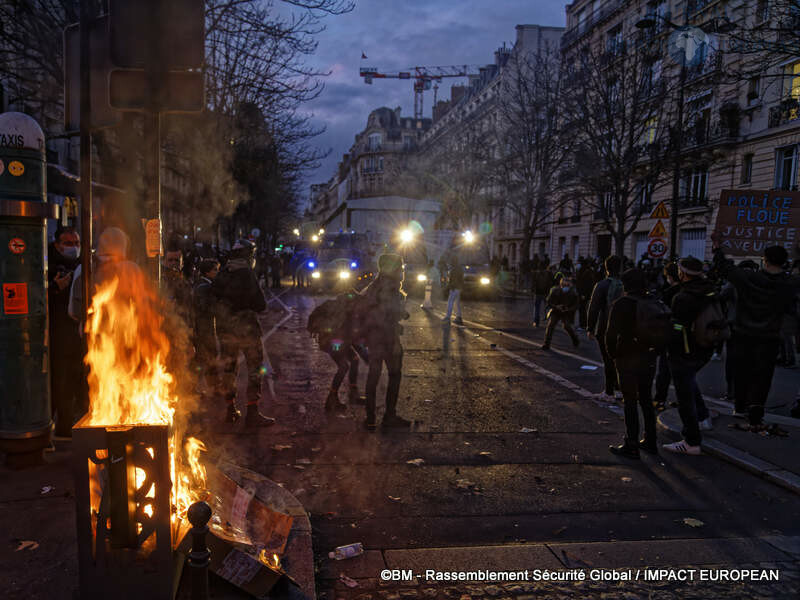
[634,296,673,351]
[692,293,731,348]
[307,292,357,341]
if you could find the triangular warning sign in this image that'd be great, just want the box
[649,201,669,219]
[649,220,667,238]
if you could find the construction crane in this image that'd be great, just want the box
[359,65,477,119]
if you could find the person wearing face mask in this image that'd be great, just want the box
[212,239,275,426]
[48,226,83,438]
[542,274,580,350]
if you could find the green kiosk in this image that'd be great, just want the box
[0,112,60,467]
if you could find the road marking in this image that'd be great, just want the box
[433,311,621,415]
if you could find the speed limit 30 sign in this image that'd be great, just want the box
[648,238,667,258]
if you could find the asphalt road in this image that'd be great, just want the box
[204,289,800,599]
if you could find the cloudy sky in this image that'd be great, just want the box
[299,0,567,200]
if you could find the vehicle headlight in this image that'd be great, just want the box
[480,276,491,285]
[417,274,427,282]
[339,271,350,280]
[311,271,321,279]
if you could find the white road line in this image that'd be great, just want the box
[432,310,622,415]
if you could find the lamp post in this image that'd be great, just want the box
[636,12,687,262]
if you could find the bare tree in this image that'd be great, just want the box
[491,45,573,262]
[562,35,673,255]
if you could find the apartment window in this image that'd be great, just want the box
[645,59,662,95]
[601,191,614,215]
[368,133,382,151]
[747,77,760,105]
[606,25,623,55]
[403,135,413,150]
[377,156,384,172]
[643,118,658,145]
[637,181,653,212]
[741,153,754,184]
[682,167,709,206]
[634,232,650,262]
[775,145,798,190]
[785,61,800,113]
[756,0,770,23]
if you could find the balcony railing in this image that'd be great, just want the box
[686,51,722,82]
[768,100,800,128]
[682,118,739,148]
[561,0,624,47]
[679,195,709,210]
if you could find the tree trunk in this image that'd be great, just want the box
[614,225,626,258]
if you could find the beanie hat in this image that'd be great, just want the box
[678,256,703,276]
[378,253,403,274]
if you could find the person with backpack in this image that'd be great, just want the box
[213,239,275,427]
[307,291,364,412]
[713,246,799,429]
[587,255,623,400]
[653,261,681,411]
[605,268,669,459]
[532,265,554,327]
[662,257,721,455]
[357,253,411,431]
[542,275,580,350]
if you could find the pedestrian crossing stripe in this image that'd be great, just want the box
[649,220,667,238]
[649,201,669,219]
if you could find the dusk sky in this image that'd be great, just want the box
[299,0,568,202]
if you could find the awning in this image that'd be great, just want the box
[47,163,127,202]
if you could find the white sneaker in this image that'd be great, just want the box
[711,352,722,361]
[662,440,701,455]
[699,417,713,431]
[614,391,624,400]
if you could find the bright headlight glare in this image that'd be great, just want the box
[339,271,350,280]
[400,229,414,243]
[417,274,427,282]
[311,271,321,279]
[480,276,491,285]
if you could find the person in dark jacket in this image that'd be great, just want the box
[653,262,680,410]
[532,266,554,326]
[576,262,597,329]
[358,253,410,430]
[605,268,658,459]
[320,291,364,413]
[193,259,220,398]
[542,275,580,350]
[713,246,799,428]
[442,257,464,326]
[48,227,83,438]
[663,257,716,455]
[213,239,274,427]
[587,255,623,399]
[270,253,283,289]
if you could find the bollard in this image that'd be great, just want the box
[421,281,433,309]
[187,501,212,600]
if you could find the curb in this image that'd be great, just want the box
[221,461,316,600]
[657,409,800,497]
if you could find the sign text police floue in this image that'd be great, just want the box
[713,189,800,256]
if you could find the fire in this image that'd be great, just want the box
[83,264,207,528]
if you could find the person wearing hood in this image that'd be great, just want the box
[48,226,83,438]
[662,257,716,455]
[713,246,799,428]
[356,253,411,431]
[212,239,274,427]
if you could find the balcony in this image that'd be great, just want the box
[561,0,624,48]
[768,99,800,128]
[679,195,709,210]
[682,118,739,149]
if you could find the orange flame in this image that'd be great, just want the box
[84,264,206,528]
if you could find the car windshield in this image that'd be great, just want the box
[319,248,360,262]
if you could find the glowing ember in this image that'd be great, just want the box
[83,265,206,526]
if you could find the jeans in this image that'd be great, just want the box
[731,335,781,424]
[445,289,462,320]
[596,335,617,395]
[653,351,671,404]
[616,357,657,446]
[219,322,265,406]
[365,337,403,424]
[533,295,545,325]
[669,355,709,446]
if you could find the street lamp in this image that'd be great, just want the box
[462,230,475,244]
[399,228,414,245]
[293,228,300,236]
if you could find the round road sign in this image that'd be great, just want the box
[648,238,667,258]
[8,237,26,254]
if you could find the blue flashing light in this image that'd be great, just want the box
[350,261,358,269]
[308,260,316,269]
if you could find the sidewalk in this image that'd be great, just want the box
[659,396,800,495]
[0,442,314,600]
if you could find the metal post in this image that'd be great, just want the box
[79,0,93,326]
[187,501,212,600]
[669,60,687,262]
[145,0,165,286]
